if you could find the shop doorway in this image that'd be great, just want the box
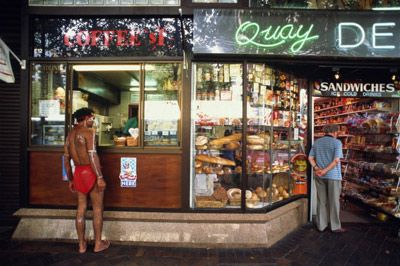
[310,66,400,224]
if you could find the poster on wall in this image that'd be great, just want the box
[119,157,137,188]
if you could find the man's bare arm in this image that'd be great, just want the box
[63,137,73,181]
[86,129,103,179]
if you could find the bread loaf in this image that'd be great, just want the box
[195,136,208,146]
[247,135,264,145]
[195,154,236,166]
[209,133,242,146]
[225,141,240,150]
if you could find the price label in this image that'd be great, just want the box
[294,128,299,140]
[151,131,158,135]
[162,131,169,136]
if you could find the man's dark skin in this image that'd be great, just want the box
[64,111,110,253]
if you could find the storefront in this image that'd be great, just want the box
[13,7,400,245]
[27,16,191,209]
[191,8,400,220]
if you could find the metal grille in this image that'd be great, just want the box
[0,2,22,226]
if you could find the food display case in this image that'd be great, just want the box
[191,63,308,210]
[42,124,65,145]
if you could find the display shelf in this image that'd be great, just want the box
[344,194,400,220]
[314,98,373,113]
[315,108,383,120]
[315,122,348,127]
[345,178,400,197]
[315,134,353,138]
[347,147,397,154]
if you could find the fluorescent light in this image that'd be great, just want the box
[372,7,400,11]
[129,87,140,91]
[73,65,141,71]
[145,87,158,91]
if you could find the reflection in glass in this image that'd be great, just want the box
[191,63,243,209]
[246,63,308,208]
[144,64,181,146]
[31,63,67,145]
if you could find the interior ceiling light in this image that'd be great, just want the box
[390,68,398,81]
[332,67,340,80]
[73,65,141,71]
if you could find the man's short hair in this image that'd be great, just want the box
[73,108,94,122]
[323,124,339,134]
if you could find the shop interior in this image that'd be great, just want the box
[310,65,400,222]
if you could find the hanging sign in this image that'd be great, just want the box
[119,157,137,188]
[0,38,15,83]
[193,9,400,58]
[313,80,400,98]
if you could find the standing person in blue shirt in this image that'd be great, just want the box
[308,124,346,233]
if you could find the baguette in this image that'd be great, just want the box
[209,133,242,146]
[195,154,236,166]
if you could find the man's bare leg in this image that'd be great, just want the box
[90,185,110,252]
[76,192,88,253]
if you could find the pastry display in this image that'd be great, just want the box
[193,63,305,209]
[195,154,236,166]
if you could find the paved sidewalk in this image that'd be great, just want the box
[0,221,400,266]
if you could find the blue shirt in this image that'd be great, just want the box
[309,135,343,180]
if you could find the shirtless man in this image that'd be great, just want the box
[64,107,110,253]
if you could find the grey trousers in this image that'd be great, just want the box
[315,176,342,231]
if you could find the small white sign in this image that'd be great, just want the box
[119,157,137,188]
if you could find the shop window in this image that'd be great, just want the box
[30,63,67,146]
[71,63,181,148]
[191,62,308,210]
[192,63,243,209]
[144,64,181,146]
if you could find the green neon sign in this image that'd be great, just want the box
[235,21,320,53]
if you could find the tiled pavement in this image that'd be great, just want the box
[0,222,400,266]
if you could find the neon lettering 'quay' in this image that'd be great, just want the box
[235,21,319,53]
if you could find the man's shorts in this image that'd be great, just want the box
[73,165,96,194]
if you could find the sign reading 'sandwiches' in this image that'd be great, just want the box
[313,81,400,98]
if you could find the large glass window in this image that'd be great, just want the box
[191,62,308,210]
[144,64,181,146]
[191,63,244,209]
[30,63,67,146]
[71,63,181,148]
